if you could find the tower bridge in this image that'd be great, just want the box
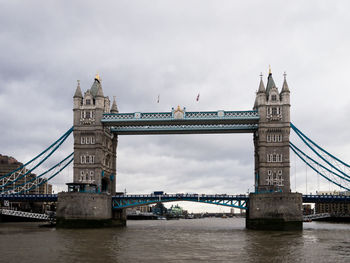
[2,69,350,229]
[70,71,292,196]
[56,69,300,230]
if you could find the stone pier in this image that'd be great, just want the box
[56,192,126,228]
[246,192,303,230]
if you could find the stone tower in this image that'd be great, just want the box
[72,74,118,194]
[56,76,125,228]
[253,69,291,193]
[247,69,302,230]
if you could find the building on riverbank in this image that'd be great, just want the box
[315,191,350,215]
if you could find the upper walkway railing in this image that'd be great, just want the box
[101,110,259,134]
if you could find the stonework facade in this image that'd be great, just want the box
[73,75,118,194]
[253,72,291,193]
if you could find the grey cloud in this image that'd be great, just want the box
[1,0,350,211]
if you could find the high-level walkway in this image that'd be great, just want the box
[101,110,259,134]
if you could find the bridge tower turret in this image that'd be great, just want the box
[248,68,302,230]
[253,70,291,193]
[72,74,117,195]
[57,75,125,228]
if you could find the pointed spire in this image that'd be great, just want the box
[253,96,258,109]
[110,96,119,113]
[96,83,104,97]
[90,73,103,97]
[281,71,290,93]
[257,72,266,93]
[73,80,83,98]
[266,66,276,96]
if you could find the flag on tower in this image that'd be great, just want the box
[196,93,200,102]
[157,94,160,103]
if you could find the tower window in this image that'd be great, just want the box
[267,133,282,142]
[267,153,283,163]
[81,136,95,144]
[89,171,94,182]
[80,155,95,164]
[271,95,277,101]
[86,99,91,105]
[272,107,278,115]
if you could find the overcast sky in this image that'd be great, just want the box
[1,0,350,212]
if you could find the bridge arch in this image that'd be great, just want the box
[112,194,248,210]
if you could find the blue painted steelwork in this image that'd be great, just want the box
[0,130,73,189]
[102,109,259,134]
[1,153,74,194]
[103,110,259,122]
[16,155,74,194]
[290,142,350,191]
[290,142,350,183]
[291,123,350,168]
[0,194,58,202]
[291,123,350,180]
[0,127,73,181]
[112,194,249,210]
[1,194,349,206]
[110,124,258,134]
[302,194,350,203]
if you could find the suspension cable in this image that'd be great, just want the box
[291,123,350,168]
[0,130,72,188]
[290,142,350,191]
[291,123,350,180]
[17,156,74,194]
[1,153,74,194]
[290,142,350,183]
[0,127,73,180]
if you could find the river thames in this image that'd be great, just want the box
[0,218,349,263]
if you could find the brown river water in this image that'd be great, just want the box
[0,218,349,263]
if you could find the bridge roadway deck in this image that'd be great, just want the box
[1,194,349,205]
[101,110,259,134]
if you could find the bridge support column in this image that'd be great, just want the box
[246,192,303,230]
[56,192,126,228]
